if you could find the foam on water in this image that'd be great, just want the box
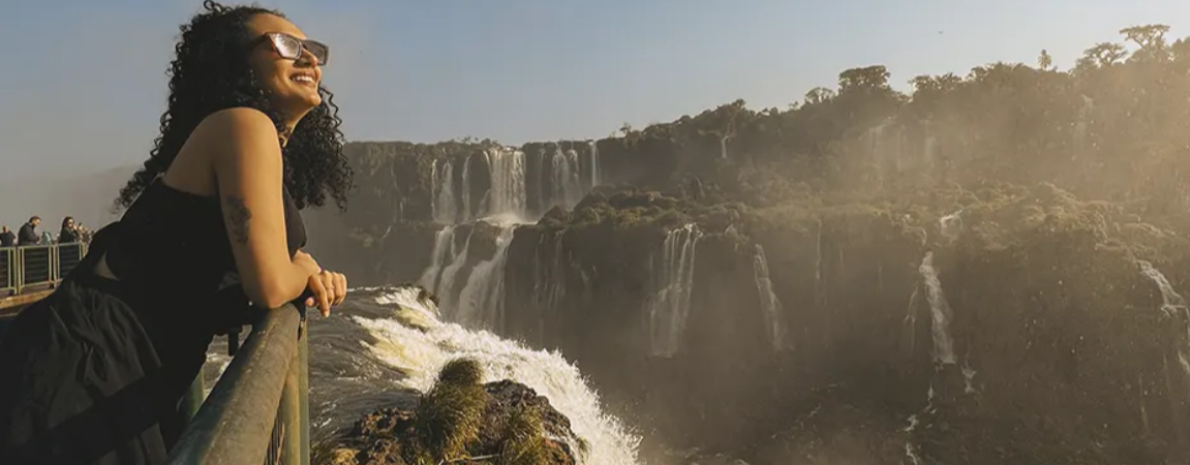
[358,286,641,465]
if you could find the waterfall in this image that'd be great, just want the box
[588,141,601,190]
[434,229,474,314]
[939,208,963,242]
[752,244,786,351]
[431,159,457,224]
[461,154,474,222]
[430,142,601,223]
[531,231,568,345]
[1138,260,1190,376]
[919,251,956,365]
[484,147,527,221]
[418,225,457,291]
[647,224,701,357]
[548,146,584,210]
[1137,260,1190,439]
[360,286,641,465]
[454,226,517,330]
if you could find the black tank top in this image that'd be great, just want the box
[102,179,307,332]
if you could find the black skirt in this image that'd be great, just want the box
[0,240,199,465]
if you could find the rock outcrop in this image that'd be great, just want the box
[317,359,579,465]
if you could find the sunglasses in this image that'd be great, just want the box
[252,32,330,66]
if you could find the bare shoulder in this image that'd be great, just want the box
[185,107,283,165]
[193,107,279,142]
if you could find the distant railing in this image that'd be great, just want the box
[0,242,89,296]
[166,304,310,465]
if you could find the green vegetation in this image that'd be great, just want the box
[314,359,575,465]
[413,358,489,463]
[495,406,550,465]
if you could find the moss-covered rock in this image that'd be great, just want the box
[314,359,577,465]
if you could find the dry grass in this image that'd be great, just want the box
[496,406,551,465]
[413,358,489,463]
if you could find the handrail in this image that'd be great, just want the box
[166,304,310,465]
[0,247,14,296]
[0,242,89,296]
[0,244,311,463]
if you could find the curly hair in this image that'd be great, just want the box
[116,0,352,211]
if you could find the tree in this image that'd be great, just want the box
[1038,49,1054,70]
[803,87,836,106]
[1120,24,1171,62]
[838,65,892,93]
[1074,42,1127,73]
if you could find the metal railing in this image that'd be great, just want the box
[0,242,89,296]
[166,303,310,465]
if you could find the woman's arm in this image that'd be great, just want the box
[195,107,318,309]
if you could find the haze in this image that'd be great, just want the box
[0,0,1185,228]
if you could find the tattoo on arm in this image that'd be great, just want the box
[224,196,252,244]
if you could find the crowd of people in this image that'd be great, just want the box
[0,215,93,248]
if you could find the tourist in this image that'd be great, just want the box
[0,2,352,464]
[0,226,14,248]
[16,216,39,246]
[58,217,79,244]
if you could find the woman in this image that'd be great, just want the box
[0,2,351,464]
[59,216,79,243]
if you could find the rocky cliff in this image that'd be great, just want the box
[303,25,1190,464]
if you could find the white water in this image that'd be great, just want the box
[1138,261,1190,380]
[431,159,458,224]
[434,229,474,314]
[419,225,457,291]
[484,147,528,221]
[588,141,601,190]
[647,224,702,357]
[918,251,956,365]
[454,226,517,330]
[461,155,474,222]
[360,286,641,465]
[939,209,963,242]
[550,146,584,210]
[752,244,786,351]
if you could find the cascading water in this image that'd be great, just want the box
[752,244,786,351]
[484,147,528,221]
[588,141,601,191]
[353,286,641,465]
[549,146,584,211]
[461,154,474,222]
[433,229,474,314]
[1138,260,1190,378]
[939,208,963,243]
[919,251,956,365]
[431,159,457,224]
[647,224,701,357]
[419,225,458,291]
[453,226,517,330]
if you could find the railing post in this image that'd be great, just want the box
[278,342,302,465]
[298,317,310,465]
[277,310,308,465]
[51,244,59,285]
[15,248,24,294]
[182,374,205,426]
[165,304,303,465]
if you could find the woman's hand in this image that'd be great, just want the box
[304,269,348,317]
[293,250,322,276]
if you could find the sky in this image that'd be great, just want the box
[1,0,1188,227]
